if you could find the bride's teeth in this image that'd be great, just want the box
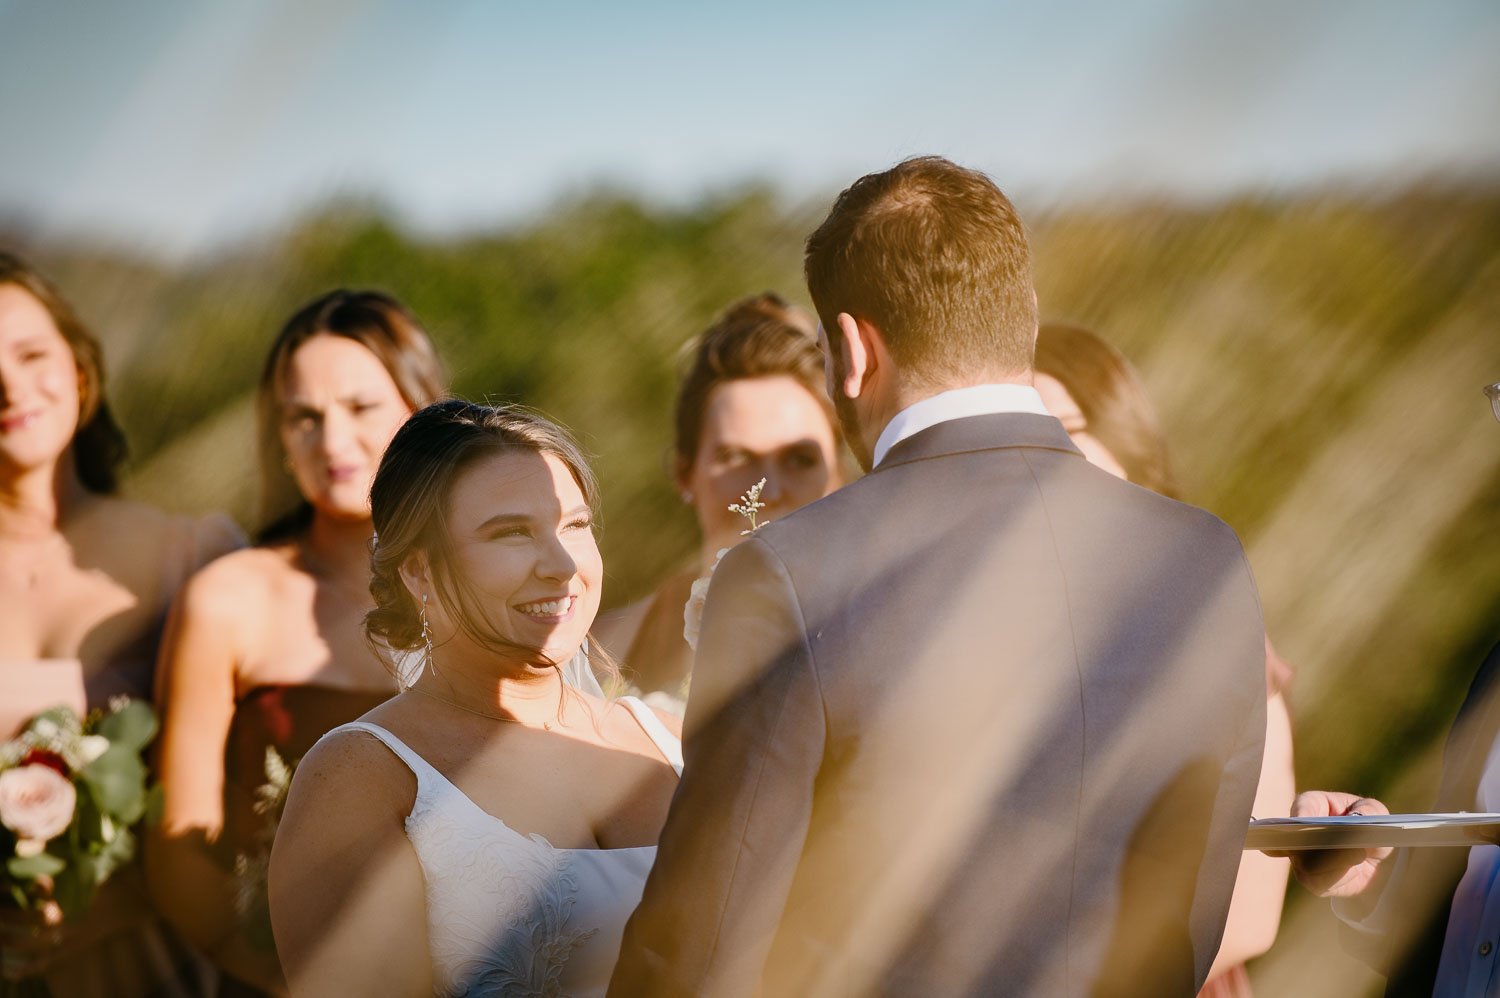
[519,598,569,615]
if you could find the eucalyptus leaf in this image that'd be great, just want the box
[97,826,137,874]
[51,859,94,918]
[74,788,105,846]
[95,700,158,751]
[80,745,149,821]
[7,851,65,879]
[144,783,165,825]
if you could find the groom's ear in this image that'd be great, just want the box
[835,312,884,401]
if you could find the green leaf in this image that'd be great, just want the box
[7,851,65,879]
[51,859,94,918]
[79,746,149,821]
[95,700,158,751]
[71,790,105,848]
[143,783,164,826]
[26,705,83,738]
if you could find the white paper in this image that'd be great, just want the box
[1244,812,1500,851]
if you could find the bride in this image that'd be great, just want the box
[267,400,682,996]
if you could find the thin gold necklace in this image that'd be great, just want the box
[405,683,557,731]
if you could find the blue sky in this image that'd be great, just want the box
[1,0,1497,258]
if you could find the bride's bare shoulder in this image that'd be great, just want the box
[647,703,682,738]
[294,720,418,804]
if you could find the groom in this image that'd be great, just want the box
[610,157,1267,996]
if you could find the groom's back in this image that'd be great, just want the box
[610,157,1267,998]
[755,413,1265,996]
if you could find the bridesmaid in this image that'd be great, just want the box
[0,252,243,995]
[1034,322,1296,998]
[147,291,445,994]
[592,293,843,701]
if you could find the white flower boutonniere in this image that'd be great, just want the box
[683,478,768,650]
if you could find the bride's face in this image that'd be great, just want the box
[439,448,602,669]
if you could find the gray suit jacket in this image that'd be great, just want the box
[610,413,1267,997]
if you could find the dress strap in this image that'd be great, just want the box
[619,697,683,776]
[332,720,446,791]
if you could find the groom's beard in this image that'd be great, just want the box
[830,354,875,473]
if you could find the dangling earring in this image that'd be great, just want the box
[420,593,435,677]
[681,490,694,504]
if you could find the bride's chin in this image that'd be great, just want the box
[540,641,585,668]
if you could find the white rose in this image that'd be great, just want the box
[78,735,110,766]
[683,575,712,651]
[682,548,731,650]
[14,837,46,858]
[0,765,77,844]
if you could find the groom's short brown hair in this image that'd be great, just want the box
[804,156,1037,384]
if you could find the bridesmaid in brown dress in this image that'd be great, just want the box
[0,252,244,996]
[1034,323,1297,998]
[147,291,445,994]
[592,293,844,703]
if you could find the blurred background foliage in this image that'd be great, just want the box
[4,181,1498,992]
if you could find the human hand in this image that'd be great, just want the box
[1268,791,1392,898]
[0,897,64,982]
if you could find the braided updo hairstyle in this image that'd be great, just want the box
[365,399,609,681]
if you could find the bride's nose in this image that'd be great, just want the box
[534,533,578,583]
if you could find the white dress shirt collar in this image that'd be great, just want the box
[871,383,1052,468]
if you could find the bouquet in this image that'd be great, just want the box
[0,699,158,918]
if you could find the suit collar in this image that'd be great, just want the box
[873,412,1085,472]
[871,384,1051,467]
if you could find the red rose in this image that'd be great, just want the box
[20,749,71,777]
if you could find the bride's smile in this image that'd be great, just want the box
[436,446,602,667]
[512,594,578,621]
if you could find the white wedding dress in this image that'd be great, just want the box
[327,697,682,997]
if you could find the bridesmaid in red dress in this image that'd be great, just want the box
[1034,323,1296,998]
[0,252,244,996]
[147,291,445,995]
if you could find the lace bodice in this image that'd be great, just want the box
[329,698,681,998]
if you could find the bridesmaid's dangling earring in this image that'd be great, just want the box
[420,593,435,677]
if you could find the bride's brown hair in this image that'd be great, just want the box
[365,399,615,685]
